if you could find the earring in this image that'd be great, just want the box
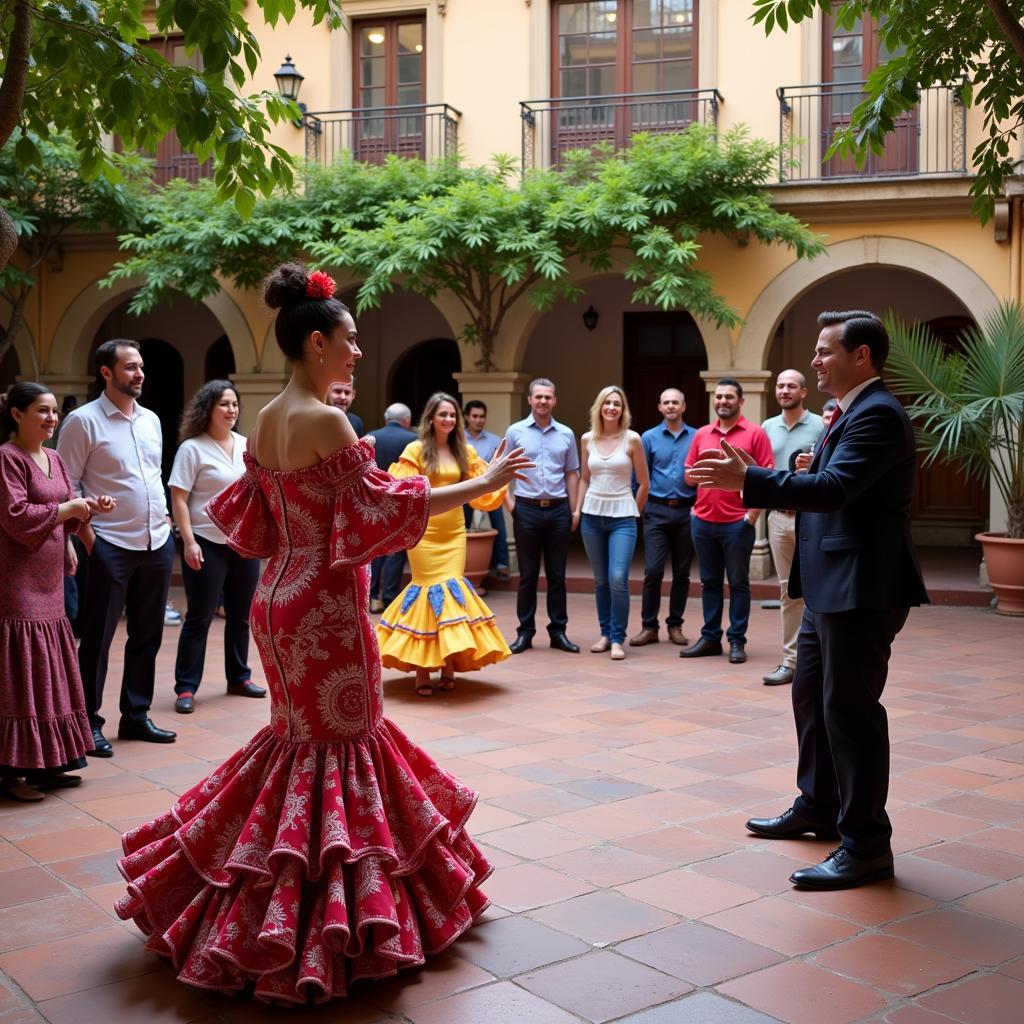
[319,354,324,365]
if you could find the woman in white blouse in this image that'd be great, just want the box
[573,386,649,661]
[168,381,264,714]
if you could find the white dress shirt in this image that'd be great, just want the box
[168,432,247,544]
[838,376,881,413]
[57,392,170,551]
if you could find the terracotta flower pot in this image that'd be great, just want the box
[465,528,497,587]
[976,532,1024,616]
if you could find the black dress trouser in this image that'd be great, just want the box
[791,605,910,859]
[77,534,174,730]
[511,500,571,636]
[639,502,693,631]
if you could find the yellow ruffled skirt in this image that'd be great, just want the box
[377,575,510,672]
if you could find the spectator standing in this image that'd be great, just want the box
[168,381,265,715]
[504,378,581,654]
[0,383,113,801]
[575,386,649,660]
[366,403,416,612]
[760,370,824,686]
[327,376,364,437]
[821,397,838,431]
[631,387,696,648]
[464,400,511,580]
[57,339,178,755]
[680,378,774,665]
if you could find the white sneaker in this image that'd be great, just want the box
[164,604,183,626]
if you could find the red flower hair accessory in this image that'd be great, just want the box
[306,271,337,301]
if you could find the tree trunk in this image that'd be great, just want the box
[0,206,17,275]
[984,0,1024,66]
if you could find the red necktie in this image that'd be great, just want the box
[820,405,844,449]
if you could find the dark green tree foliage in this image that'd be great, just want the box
[109,127,824,369]
[752,0,1024,220]
[0,132,150,371]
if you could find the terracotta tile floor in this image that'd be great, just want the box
[1,592,1023,1023]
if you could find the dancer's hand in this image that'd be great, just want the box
[484,440,534,489]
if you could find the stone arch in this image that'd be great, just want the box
[47,275,258,376]
[0,294,38,381]
[737,236,1002,370]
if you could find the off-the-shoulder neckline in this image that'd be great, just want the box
[243,437,372,477]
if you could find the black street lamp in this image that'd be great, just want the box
[582,305,600,332]
[273,55,306,125]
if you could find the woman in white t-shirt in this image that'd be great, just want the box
[573,386,649,661]
[168,381,264,714]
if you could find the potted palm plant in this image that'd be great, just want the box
[886,303,1024,615]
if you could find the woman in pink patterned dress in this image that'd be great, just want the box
[0,383,113,802]
[114,263,531,1004]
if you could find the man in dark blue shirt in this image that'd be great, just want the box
[631,388,696,647]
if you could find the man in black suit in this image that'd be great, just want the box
[367,403,416,611]
[690,311,928,890]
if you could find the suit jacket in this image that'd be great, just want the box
[348,411,365,438]
[367,423,416,472]
[742,380,928,613]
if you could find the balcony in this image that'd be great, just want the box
[520,89,722,172]
[776,82,968,183]
[303,103,461,166]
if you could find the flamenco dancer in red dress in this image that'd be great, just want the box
[115,263,532,1004]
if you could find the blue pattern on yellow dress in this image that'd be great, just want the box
[447,579,466,608]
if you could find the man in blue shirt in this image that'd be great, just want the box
[464,400,510,579]
[504,378,581,653]
[631,388,696,648]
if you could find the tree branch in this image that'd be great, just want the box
[0,0,31,150]
[983,0,1024,64]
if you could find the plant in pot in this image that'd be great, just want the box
[886,302,1024,615]
[464,508,497,589]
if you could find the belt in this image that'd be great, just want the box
[517,496,568,508]
[647,496,692,508]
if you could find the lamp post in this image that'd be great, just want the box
[273,55,306,126]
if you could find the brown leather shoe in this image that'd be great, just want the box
[629,628,659,646]
[667,626,688,646]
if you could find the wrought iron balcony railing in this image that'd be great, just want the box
[776,81,968,183]
[520,88,722,172]
[303,103,461,165]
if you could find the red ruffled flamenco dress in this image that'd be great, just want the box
[114,440,491,1004]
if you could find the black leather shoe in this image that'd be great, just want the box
[763,664,794,685]
[790,847,895,890]
[174,693,195,714]
[117,717,177,743]
[86,728,113,758]
[728,641,747,664]
[746,807,840,840]
[549,633,580,653]
[226,681,266,698]
[679,637,723,658]
[509,633,533,654]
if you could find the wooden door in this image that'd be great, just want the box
[551,1,698,163]
[353,18,426,162]
[623,311,708,433]
[822,8,917,177]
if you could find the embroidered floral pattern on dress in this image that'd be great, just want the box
[116,440,490,1005]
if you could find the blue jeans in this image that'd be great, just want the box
[691,516,756,644]
[580,513,637,644]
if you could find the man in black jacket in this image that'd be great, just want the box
[367,403,416,611]
[690,311,928,890]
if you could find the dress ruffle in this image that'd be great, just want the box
[0,616,92,771]
[377,576,511,672]
[115,720,491,1005]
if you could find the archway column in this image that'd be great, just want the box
[453,371,532,435]
[230,372,288,433]
[700,368,774,579]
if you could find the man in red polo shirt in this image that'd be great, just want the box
[681,378,774,664]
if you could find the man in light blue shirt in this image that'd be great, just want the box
[464,400,509,577]
[503,378,581,653]
[632,387,696,648]
[760,369,824,686]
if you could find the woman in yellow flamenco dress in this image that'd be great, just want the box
[378,392,510,696]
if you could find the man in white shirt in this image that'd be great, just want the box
[58,339,177,755]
